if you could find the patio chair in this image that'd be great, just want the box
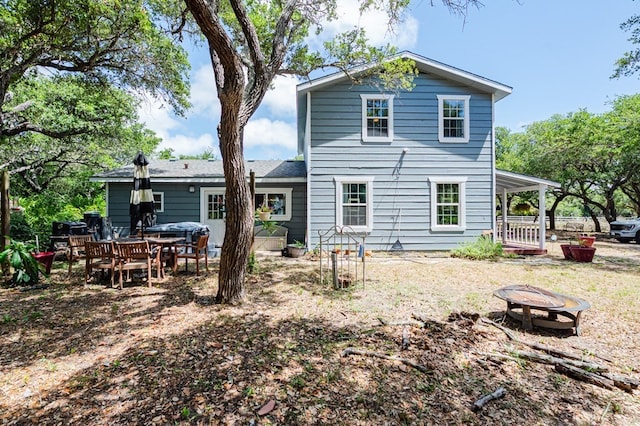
[84,241,117,288]
[172,234,210,276]
[115,241,153,289]
[67,234,95,276]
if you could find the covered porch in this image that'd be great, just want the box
[494,170,561,254]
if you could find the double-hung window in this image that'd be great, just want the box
[334,176,374,232]
[361,94,394,142]
[153,192,164,213]
[437,95,470,143]
[429,177,467,231]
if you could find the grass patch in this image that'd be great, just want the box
[450,236,507,260]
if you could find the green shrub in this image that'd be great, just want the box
[0,239,42,287]
[450,236,505,261]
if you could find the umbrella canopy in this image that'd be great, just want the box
[129,152,155,237]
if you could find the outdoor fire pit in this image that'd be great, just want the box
[493,284,591,336]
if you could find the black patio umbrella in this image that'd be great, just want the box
[129,151,154,238]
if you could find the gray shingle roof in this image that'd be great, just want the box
[93,159,306,182]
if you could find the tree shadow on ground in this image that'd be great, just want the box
[0,309,621,425]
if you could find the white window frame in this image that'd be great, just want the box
[437,95,470,143]
[334,176,374,233]
[153,192,164,213]
[360,94,394,143]
[254,188,293,221]
[429,176,467,232]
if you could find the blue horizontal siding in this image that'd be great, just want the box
[307,72,495,251]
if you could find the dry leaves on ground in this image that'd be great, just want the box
[0,236,639,425]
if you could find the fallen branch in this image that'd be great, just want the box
[376,317,424,327]
[411,312,445,328]
[510,349,608,373]
[341,347,431,374]
[600,372,640,392]
[481,318,585,361]
[555,364,615,390]
[473,387,506,412]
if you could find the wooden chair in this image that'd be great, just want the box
[115,241,152,289]
[67,234,95,276]
[84,241,116,287]
[172,234,210,276]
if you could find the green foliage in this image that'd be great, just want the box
[450,236,505,261]
[0,239,42,287]
[247,251,259,274]
[612,14,640,79]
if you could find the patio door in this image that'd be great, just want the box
[201,189,226,247]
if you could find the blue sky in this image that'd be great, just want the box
[138,0,639,160]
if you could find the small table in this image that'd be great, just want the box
[493,285,591,336]
[144,237,185,276]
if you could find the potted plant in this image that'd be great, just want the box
[256,204,272,221]
[569,239,596,263]
[287,240,306,258]
[0,239,43,287]
[577,234,596,247]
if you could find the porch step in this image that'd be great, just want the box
[503,245,547,255]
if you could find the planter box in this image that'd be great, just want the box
[251,224,287,252]
[569,246,596,263]
[287,245,306,258]
[560,244,580,260]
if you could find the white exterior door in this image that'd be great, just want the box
[201,189,226,247]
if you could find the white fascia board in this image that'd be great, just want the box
[495,170,560,189]
[296,51,512,101]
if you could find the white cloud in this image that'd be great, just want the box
[262,76,298,118]
[138,96,218,157]
[157,133,218,157]
[244,118,297,150]
[190,65,221,119]
[137,98,180,137]
[312,0,419,50]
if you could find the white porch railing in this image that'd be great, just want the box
[495,221,540,247]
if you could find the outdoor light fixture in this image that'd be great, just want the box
[188,185,195,193]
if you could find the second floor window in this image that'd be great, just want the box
[437,95,470,143]
[361,94,394,142]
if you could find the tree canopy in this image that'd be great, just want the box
[497,94,640,230]
[0,0,192,190]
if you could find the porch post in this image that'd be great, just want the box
[538,184,547,249]
[501,188,508,244]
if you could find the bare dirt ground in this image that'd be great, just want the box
[1,234,639,425]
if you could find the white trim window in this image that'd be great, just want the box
[334,176,374,232]
[429,177,467,231]
[153,192,164,213]
[255,188,293,221]
[361,94,394,142]
[437,95,470,143]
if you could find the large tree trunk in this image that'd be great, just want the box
[1,169,9,276]
[216,117,254,304]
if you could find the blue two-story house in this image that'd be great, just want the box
[94,52,557,252]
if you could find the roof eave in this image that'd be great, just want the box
[296,51,512,100]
